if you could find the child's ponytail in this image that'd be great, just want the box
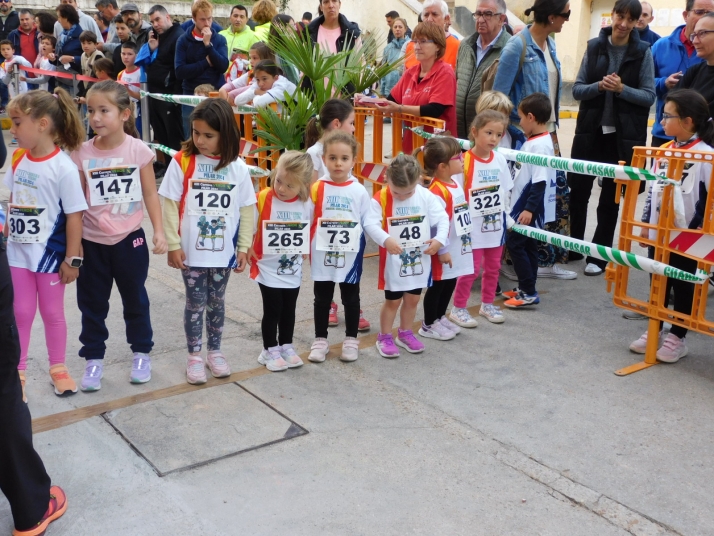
[414,137,462,176]
[53,87,86,151]
[305,116,320,148]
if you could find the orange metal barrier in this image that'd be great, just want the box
[606,146,714,375]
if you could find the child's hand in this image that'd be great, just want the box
[218,88,231,103]
[517,210,532,225]
[234,251,248,273]
[438,252,452,268]
[254,89,266,96]
[384,237,403,255]
[152,232,168,254]
[48,53,56,61]
[247,247,258,264]
[77,96,86,104]
[59,55,73,65]
[59,263,79,285]
[638,226,649,248]
[423,239,443,256]
[168,248,186,270]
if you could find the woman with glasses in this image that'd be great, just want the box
[493,0,577,280]
[567,0,655,276]
[674,13,714,120]
[356,21,456,154]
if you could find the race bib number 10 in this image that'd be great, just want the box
[262,221,309,255]
[453,202,473,236]
[469,185,503,218]
[388,214,429,248]
[7,205,49,244]
[88,166,142,206]
[315,219,361,252]
[187,180,236,217]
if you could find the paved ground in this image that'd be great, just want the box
[1,121,713,536]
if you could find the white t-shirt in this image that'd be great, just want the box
[309,175,381,283]
[369,185,450,291]
[250,188,313,288]
[306,142,326,180]
[462,150,514,249]
[117,66,145,104]
[159,152,257,268]
[38,57,55,92]
[0,55,33,97]
[509,132,555,229]
[4,148,87,273]
[644,138,713,239]
[427,179,475,280]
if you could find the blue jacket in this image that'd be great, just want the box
[492,25,561,126]
[55,24,83,75]
[638,26,661,47]
[8,27,38,60]
[175,29,228,95]
[651,25,702,140]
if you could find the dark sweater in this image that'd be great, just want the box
[175,29,228,95]
[676,62,714,121]
[145,21,182,93]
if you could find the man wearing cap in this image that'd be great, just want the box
[121,2,151,48]
[53,0,104,43]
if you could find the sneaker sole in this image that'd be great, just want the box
[51,382,78,397]
[357,325,371,331]
[479,311,505,324]
[187,376,208,385]
[622,311,648,320]
[629,345,646,354]
[376,343,400,359]
[13,489,68,536]
[130,375,151,384]
[538,272,577,280]
[308,354,326,363]
[417,328,455,341]
[584,269,604,276]
[503,300,539,308]
[257,356,289,372]
[80,384,101,392]
[656,349,688,363]
[328,320,338,326]
[206,363,232,378]
[395,337,425,353]
[339,354,358,362]
[448,314,478,328]
[284,360,304,368]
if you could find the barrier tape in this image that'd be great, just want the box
[146,142,269,178]
[509,224,710,284]
[140,91,206,107]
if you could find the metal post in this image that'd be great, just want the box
[140,82,150,143]
[11,63,20,97]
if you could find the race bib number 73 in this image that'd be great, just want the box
[315,219,361,252]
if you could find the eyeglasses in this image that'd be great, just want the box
[472,11,502,20]
[690,29,714,41]
[0,1,11,4]
[556,10,571,20]
[690,8,714,15]
[661,113,681,121]
[410,39,434,46]
[450,153,464,161]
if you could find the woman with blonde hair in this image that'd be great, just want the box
[252,0,278,41]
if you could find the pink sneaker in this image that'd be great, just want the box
[279,344,304,368]
[376,333,400,358]
[186,356,207,385]
[258,346,289,371]
[656,333,688,363]
[340,337,359,362]
[395,328,425,353]
[206,351,231,377]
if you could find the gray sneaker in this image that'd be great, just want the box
[622,309,647,320]
[130,353,152,384]
[80,359,104,392]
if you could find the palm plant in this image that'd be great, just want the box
[253,25,406,152]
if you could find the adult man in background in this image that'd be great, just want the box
[122,2,151,48]
[637,1,661,45]
[455,0,509,138]
[219,4,259,61]
[141,5,184,151]
[402,0,458,70]
[54,0,104,43]
[8,10,38,88]
[96,0,121,53]
[0,0,20,112]
[650,0,714,146]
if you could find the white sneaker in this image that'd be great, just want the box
[439,315,461,334]
[538,265,577,280]
[258,346,289,372]
[499,264,519,281]
[628,330,665,354]
[308,338,329,363]
[449,307,478,328]
[340,337,359,362]
[279,344,304,368]
[418,321,456,341]
[479,303,505,324]
[656,333,688,363]
[584,263,604,276]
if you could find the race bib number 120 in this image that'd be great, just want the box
[187,180,236,217]
[315,219,361,252]
[262,220,309,255]
[7,205,49,244]
[88,166,141,206]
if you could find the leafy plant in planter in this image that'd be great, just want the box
[253,25,406,152]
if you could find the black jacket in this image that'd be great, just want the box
[307,14,360,52]
[146,21,182,94]
[572,27,651,164]
[0,11,19,41]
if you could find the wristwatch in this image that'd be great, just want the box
[65,256,83,268]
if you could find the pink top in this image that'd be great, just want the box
[71,135,154,245]
[317,25,341,54]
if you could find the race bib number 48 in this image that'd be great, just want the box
[88,166,142,206]
[388,214,429,248]
[187,180,236,217]
[8,205,48,244]
[469,185,502,218]
[263,221,309,255]
[315,219,361,252]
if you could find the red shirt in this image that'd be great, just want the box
[681,27,695,57]
[390,59,457,153]
[18,27,38,67]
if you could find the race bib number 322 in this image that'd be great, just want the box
[263,221,309,255]
[315,219,361,252]
[88,166,141,206]
[469,185,502,218]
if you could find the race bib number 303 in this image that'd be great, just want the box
[187,180,236,217]
[263,221,309,255]
[88,166,141,206]
[469,185,502,218]
[388,214,429,248]
[315,219,361,252]
[8,205,49,244]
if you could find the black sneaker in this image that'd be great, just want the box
[495,282,502,296]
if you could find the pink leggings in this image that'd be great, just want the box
[453,245,504,307]
[10,267,67,371]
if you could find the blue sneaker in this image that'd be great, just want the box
[130,353,152,383]
[503,291,540,308]
[80,359,104,391]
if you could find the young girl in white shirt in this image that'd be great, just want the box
[232,61,297,112]
[218,41,274,102]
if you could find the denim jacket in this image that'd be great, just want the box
[492,25,561,126]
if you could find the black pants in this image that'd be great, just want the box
[0,245,52,531]
[314,281,360,338]
[507,228,539,295]
[77,229,153,360]
[259,284,300,349]
[646,247,696,339]
[423,279,456,326]
[148,98,185,151]
[568,132,621,269]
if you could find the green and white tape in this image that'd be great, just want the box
[141,91,207,107]
[233,104,258,113]
[146,143,270,178]
[510,224,709,284]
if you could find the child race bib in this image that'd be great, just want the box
[453,202,473,236]
[187,180,236,217]
[315,219,361,252]
[262,220,309,255]
[388,214,429,248]
[7,205,49,244]
[469,184,503,218]
[88,165,142,206]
